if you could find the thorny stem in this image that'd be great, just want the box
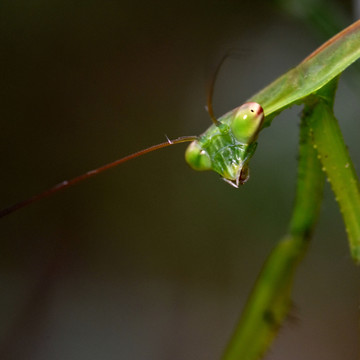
[305,79,360,263]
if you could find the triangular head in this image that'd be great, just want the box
[185,102,264,187]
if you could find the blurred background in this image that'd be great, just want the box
[1,0,359,359]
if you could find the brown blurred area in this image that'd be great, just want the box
[0,1,359,359]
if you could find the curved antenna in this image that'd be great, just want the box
[206,50,245,126]
[206,54,226,126]
[0,135,197,218]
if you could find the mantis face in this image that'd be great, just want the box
[185,102,264,187]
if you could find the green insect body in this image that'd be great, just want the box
[185,102,264,187]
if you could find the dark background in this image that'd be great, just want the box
[1,1,359,359]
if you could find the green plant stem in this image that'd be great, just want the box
[222,117,325,360]
[305,80,360,263]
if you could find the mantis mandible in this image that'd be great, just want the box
[1,19,360,360]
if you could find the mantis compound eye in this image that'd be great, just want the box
[185,141,212,171]
[231,102,264,144]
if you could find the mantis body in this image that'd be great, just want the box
[1,19,360,360]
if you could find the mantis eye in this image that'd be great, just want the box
[231,102,264,144]
[185,141,212,171]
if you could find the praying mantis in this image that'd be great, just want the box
[1,7,360,360]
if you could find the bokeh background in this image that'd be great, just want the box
[1,1,360,359]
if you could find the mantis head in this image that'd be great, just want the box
[185,102,264,187]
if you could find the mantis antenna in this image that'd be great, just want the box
[0,135,197,218]
[206,54,226,126]
[206,51,246,126]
